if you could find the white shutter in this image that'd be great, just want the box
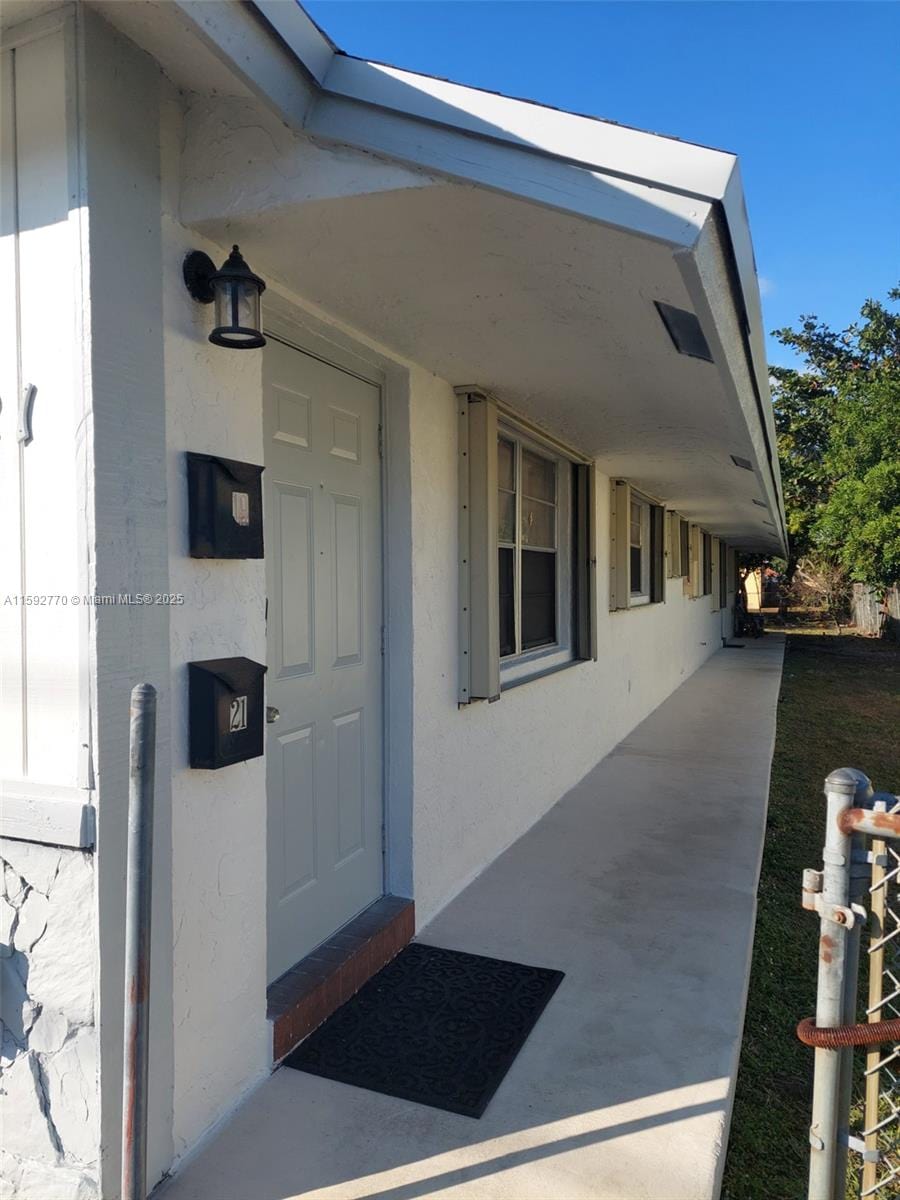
[457,388,499,703]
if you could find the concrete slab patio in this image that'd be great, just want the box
[159,635,784,1200]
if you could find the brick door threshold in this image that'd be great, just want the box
[267,895,415,1062]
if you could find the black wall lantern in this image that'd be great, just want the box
[183,244,267,349]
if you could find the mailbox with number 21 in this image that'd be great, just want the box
[188,657,267,769]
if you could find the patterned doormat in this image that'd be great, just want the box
[283,942,564,1117]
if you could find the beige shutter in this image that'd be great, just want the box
[710,538,721,610]
[457,388,499,703]
[609,479,630,610]
[690,526,702,598]
[574,463,597,659]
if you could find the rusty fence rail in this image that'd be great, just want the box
[800,769,900,1200]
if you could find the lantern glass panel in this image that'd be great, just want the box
[213,280,261,343]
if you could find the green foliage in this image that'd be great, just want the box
[771,287,900,594]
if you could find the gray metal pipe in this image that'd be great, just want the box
[807,767,871,1200]
[121,683,157,1200]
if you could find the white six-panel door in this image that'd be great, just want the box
[264,337,383,982]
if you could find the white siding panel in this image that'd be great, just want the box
[0,48,24,777]
[0,31,81,789]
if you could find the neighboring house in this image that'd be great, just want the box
[0,2,787,1197]
[744,567,763,611]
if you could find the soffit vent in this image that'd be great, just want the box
[654,301,713,362]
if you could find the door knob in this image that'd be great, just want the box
[266,706,280,724]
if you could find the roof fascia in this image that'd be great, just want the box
[252,0,335,86]
[321,57,736,206]
[306,92,708,247]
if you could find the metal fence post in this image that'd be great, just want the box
[122,684,157,1200]
[808,768,871,1200]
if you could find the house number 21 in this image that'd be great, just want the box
[229,695,248,732]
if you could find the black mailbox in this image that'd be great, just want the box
[188,657,267,769]
[187,452,264,559]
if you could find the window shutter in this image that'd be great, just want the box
[650,506,666,603]
[690,526,702,598]
[609,479,630,610]
[574,463,597,659]
[715,537,724,609]
[666,512,679,578]
[457,388,499,703]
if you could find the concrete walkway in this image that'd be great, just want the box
[160,636,784,1200]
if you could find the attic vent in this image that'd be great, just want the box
[654,301,713,362]
[731,455,754,471]
[752,498,766,507]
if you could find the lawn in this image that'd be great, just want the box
[722,630,900,1200]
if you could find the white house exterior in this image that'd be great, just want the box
[0,3,786,1197]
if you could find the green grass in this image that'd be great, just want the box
[722,631,900,1200]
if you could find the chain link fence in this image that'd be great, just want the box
[860,796,900,1198]
[801,771,900,1200]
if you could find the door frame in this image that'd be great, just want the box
[263,290,415,915]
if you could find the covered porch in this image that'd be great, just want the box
[159,635,784,1200]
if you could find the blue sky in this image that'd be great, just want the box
[304,1,900,367]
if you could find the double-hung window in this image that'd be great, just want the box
[610,481,665,609]
[629,496,652,605]
[498,425,574,683]
[458,389,595,703]
[702,532,713,596]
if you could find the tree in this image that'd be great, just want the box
[770,287,900,597]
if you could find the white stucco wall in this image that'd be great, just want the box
[163,231,270,1160]
[159,92,270,1161]
[405,374,728,923]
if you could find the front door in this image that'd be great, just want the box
[264,337,384,983]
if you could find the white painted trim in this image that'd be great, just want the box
[306,93,707,248]
[1,783,95,848]
[252,0,335,85]
[0,3,71,51]
[322,57,737,203]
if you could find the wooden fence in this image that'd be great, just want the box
[851,583,900,639]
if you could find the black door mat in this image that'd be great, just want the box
[283,941,564,1118]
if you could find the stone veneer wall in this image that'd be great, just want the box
[0,839,98,1200]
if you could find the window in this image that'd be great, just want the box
[497,426,575,683]
[609,482,665,608]
[719,542,729,609]
[457,388,595,703]
[629,496,651,605]
[702,532,713,596]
